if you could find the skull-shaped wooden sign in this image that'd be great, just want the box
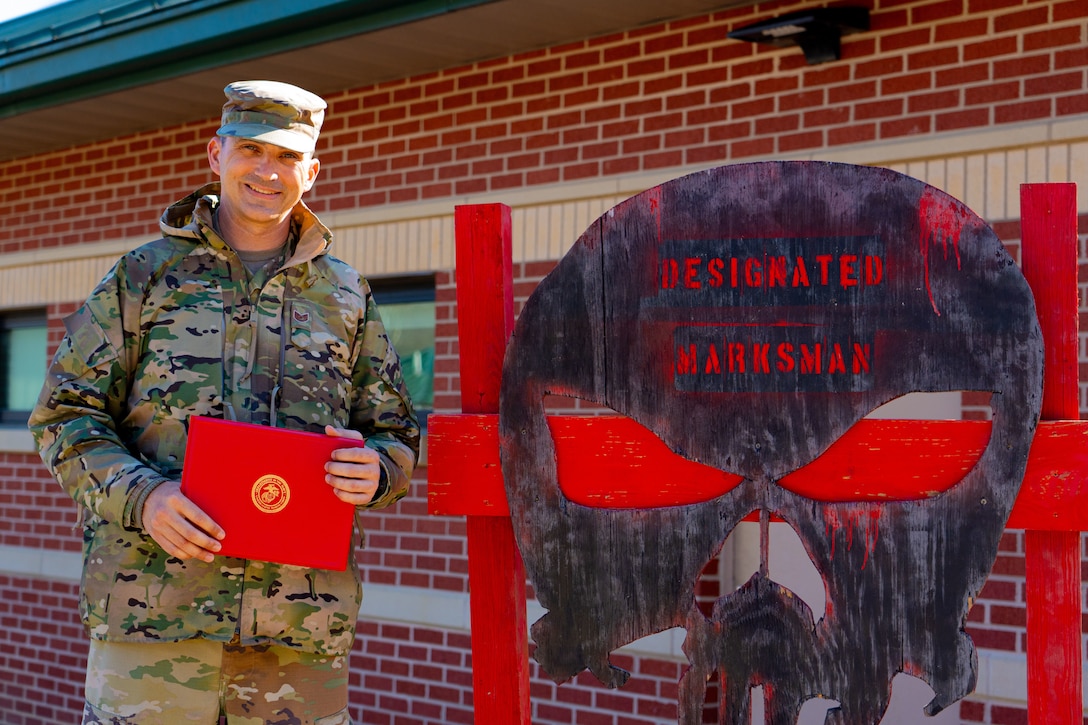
[498,161,1043,722]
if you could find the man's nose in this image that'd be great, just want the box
[254,155,278,179]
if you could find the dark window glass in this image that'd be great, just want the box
[371,277,435,420]
[0,310,48,425]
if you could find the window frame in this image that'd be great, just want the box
[368,275,436,423]
[0,308,49,426]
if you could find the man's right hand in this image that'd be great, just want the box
[142,481,225,563]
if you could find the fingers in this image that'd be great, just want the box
[324,455,381,504]
[326,474,380,505]
[324,424,363,441]
[323,427,381,505]
[142,481,224,563]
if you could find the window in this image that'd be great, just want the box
[370,277,435,421]
[0,310,48,425]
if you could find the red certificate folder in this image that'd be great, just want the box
[180,416,359,570]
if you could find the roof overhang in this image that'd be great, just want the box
[0,0,748,162]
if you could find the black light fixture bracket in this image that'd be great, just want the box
[727,6,870,65]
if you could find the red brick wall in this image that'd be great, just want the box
[349,620,476,724]
[0,576,85,724]
[1,1,1085,254]
[0,452,72,554]
[0,303,85,721]
[2,1,1087,722]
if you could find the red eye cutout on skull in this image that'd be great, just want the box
[776,412,992,502]
[549,414,746,508]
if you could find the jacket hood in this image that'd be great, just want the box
[158,182,333,267]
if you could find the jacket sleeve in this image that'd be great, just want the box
[348,286,420,509]
[28,259,171,528]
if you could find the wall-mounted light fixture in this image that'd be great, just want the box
[727,6,870,65]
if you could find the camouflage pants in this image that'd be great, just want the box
[82,638,351,724]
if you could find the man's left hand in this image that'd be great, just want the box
[324,426,383,505]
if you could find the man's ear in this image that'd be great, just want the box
[207,137,223,176]
[303,157,320,192]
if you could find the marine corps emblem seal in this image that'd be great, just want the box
[251,475,291,513]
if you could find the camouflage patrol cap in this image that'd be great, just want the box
[217,80,326,154]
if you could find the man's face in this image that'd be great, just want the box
[207,136,319,226]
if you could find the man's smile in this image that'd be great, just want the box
[245,182,280,197]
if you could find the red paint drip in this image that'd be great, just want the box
[917,188,966,316]
[824,506,881,570]
[648,190,662,242]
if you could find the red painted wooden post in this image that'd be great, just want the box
[1020,183,1082,725]
[451,204,531,723]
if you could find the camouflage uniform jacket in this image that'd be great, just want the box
[29,183,420,656]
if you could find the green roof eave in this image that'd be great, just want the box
[0,0,493,118]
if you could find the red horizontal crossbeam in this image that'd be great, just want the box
[427,414,1088,531]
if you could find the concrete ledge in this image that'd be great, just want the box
[0,426,35,453]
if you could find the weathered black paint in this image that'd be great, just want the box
[498,162,1043,723]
